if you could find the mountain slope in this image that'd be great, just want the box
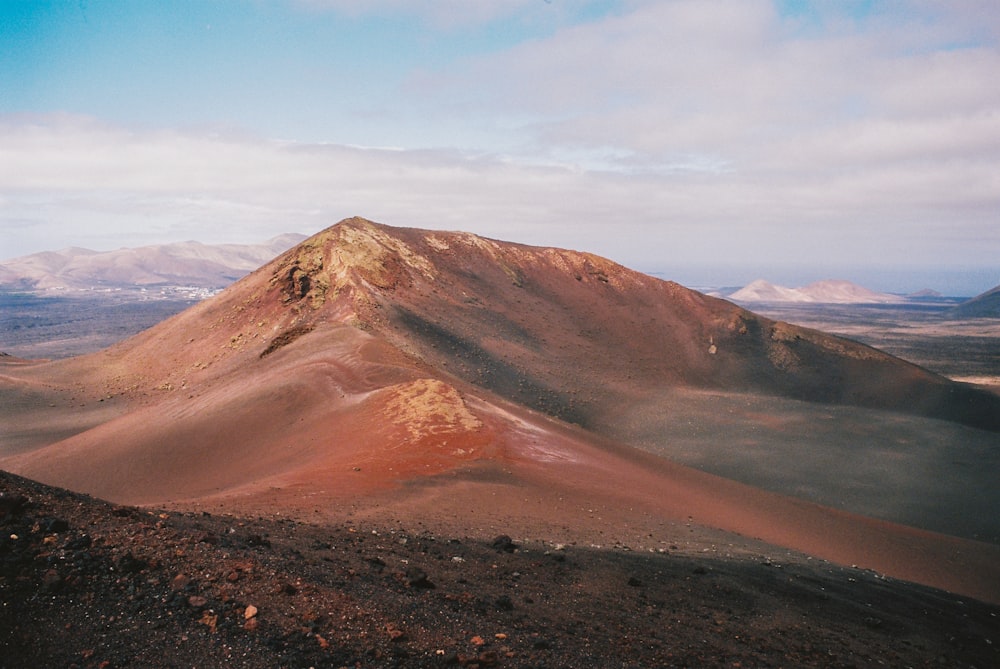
[3,217,1000,603]
[267,219,993,429]
[951,283,1000,318]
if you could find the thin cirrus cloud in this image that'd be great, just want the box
[0,0,997,294]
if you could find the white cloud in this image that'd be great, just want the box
[1,1,998,293]
[2,109,996,279]
[295,0,544,29]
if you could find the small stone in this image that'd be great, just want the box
[198,611,218,633]
[386,623,407,641]
[244,604,258,619]
[170,574,191,591]
[491,535,517,553]
[42,518,70,533]
[405,566,435,589]
[471,635,486,646]
[0,495,28,519]
[242,618,259,632]
[477,650,499,665]
[66,535,92,550]
[187,595,208,609]
[116,552,147,574]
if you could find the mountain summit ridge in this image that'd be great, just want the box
[83,215,998,431]
[263,218,996,429]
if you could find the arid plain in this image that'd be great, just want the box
[2,218,999,667]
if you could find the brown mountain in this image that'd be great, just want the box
[951,282,1000,318]
[2,217,999,605]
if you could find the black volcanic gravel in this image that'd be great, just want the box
[2,470,998,668]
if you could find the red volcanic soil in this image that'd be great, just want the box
[2,217,1000,665]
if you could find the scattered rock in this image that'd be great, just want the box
[0,470,995,669]
[41,517,70,533]
[491,535,517,553]
[0,494,28,520]
[405,566,435,589]
[116,552,147,574]
[198,611,218,633]
[187,595,208,609]
[170,573,192,591]
[65,534,93,550]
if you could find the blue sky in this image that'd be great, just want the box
[1,0,998,294]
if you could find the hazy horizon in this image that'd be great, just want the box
[1,224,992,297]
[2,1,998,296]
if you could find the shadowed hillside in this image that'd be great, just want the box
[951,283,1000,318]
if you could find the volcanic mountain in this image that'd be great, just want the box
[3,217,1000,604]
[951,282,1000,318]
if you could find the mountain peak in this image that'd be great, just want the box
[267,217,437,310]
[43,217,998,434]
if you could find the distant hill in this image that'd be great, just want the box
[730,279,904,304]
[950,283,1000,318]
[0,234,307,293]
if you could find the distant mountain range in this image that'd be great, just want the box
[4,236,995,317]
[727,279,906,304]
[717,278,1000,314]
[0,234,307,293]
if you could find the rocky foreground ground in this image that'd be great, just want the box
[1,470,997,668]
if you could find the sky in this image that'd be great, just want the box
[1,0,998,295]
